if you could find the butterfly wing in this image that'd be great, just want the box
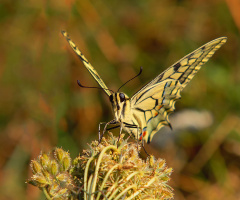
[130,37,227,143]
[62,30,111,97]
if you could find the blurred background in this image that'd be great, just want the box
[0,0,239,199]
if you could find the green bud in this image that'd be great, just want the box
[31,160,41,174]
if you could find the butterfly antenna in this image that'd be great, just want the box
[117,66,143,92]
[77,80,114,94]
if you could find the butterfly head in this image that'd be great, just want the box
[109,92,130,121]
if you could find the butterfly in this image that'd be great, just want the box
[61,30,227,143]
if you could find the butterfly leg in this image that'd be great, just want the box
[100,120,117,142]
[116,122,124,147]
[136,126,140,153]
[135,126,149,156]
[130,124,140,152]
[141,138,150,157]
[98,122,107,142]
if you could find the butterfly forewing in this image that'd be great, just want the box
[61,31,111,97]
[129,37,227,142]
[132,37,227,98]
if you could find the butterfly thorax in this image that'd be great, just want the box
[109,92,132,123]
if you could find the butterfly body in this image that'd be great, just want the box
[62,30,227,143]
[109,92,130,122]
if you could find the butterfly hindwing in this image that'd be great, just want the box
[130,80,182,142]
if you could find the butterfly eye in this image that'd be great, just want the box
[109,95,113,103]
[119,93,125,102]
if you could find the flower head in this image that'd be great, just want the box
[28,133,173,199]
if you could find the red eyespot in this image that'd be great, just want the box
[142,131,146,137]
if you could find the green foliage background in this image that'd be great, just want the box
[0,0,239,199]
